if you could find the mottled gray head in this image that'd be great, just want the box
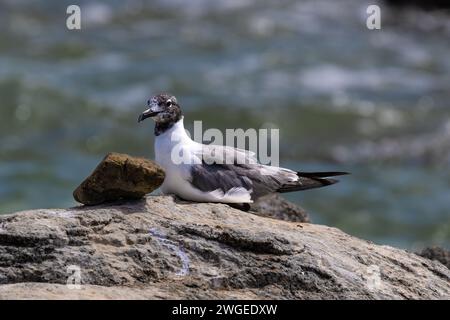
[138,93,182,124]
[138,93,183,135]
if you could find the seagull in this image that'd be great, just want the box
[138,93,348,208]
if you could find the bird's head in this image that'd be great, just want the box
[138,93,182,124]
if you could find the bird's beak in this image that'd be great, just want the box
[138,107,160,123]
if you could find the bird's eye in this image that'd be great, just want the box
[166,101,172,107]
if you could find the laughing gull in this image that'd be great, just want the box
[138,93,348,206]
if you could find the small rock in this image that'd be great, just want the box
[417,246,450,269]
[250,194,310,223]
[73,153,165,205]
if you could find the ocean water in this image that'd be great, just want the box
[0,0,449,250]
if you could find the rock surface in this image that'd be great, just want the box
[0,195,449,300]
[250,194,310,223]
[73,153,165,205]
[417,247,450,270]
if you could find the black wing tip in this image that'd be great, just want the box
[277,176,340,193]
[320,177,339,185]
[331,171,350,176]
[298,171,350,178]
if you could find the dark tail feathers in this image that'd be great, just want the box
[278,171,349,193]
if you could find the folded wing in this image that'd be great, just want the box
[189,144,347,202]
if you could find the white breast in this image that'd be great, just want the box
[154,118,193,193]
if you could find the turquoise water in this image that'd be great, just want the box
[0,0,449,250]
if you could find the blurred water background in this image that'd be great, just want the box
[0,0,449,250]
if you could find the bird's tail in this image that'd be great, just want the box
[278,171,349,193]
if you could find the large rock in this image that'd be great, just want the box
[0,196,448,300]
[73,153,165,205]
[251,194,310,223]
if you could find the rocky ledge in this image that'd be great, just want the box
[0,195,448,300]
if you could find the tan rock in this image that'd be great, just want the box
[73,153,165,205]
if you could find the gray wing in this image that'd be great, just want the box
[189,144,344,201]
[190,144,292,199]
[190,162,294,200]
